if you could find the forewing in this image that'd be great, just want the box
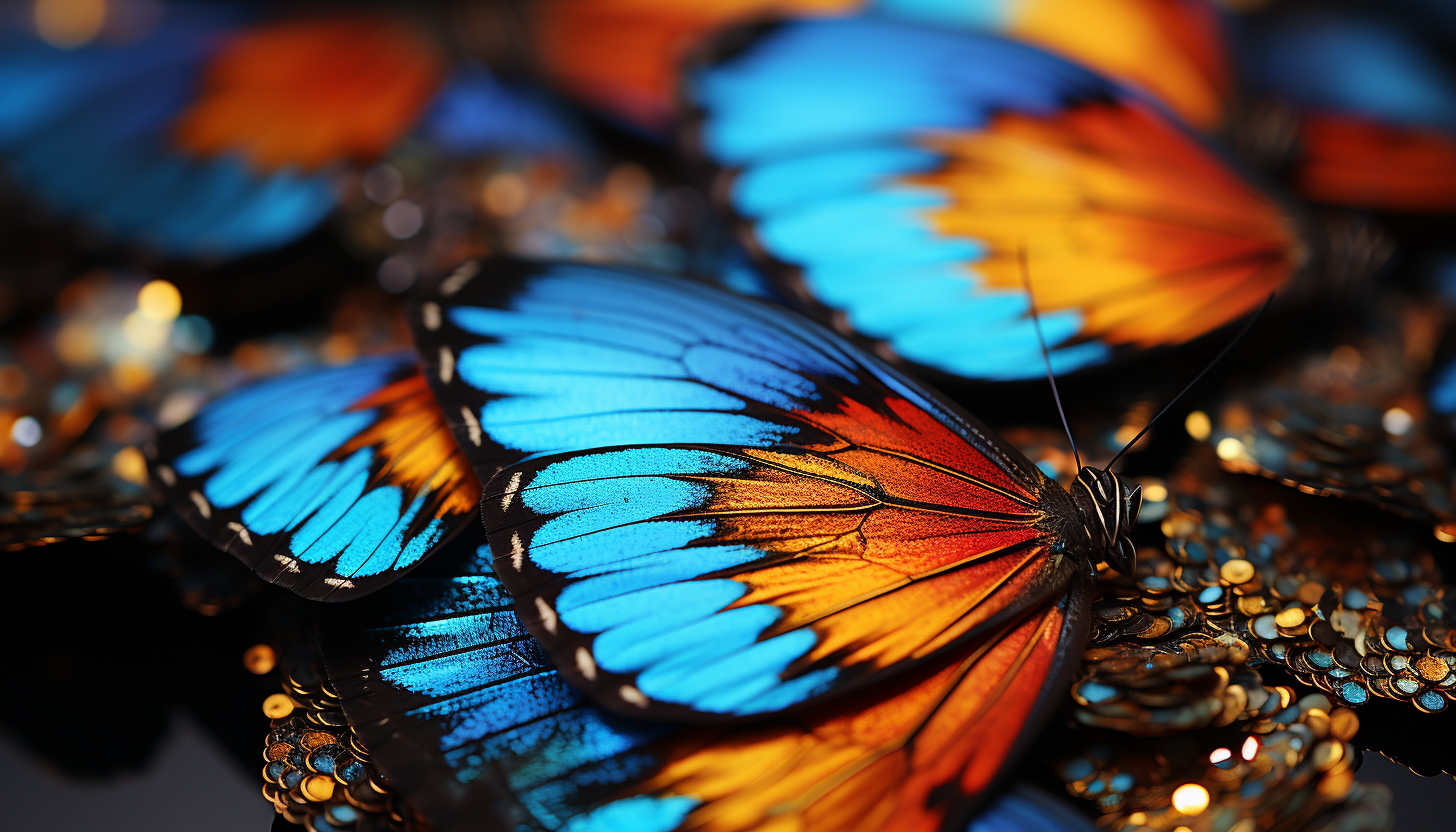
[409,257,1050,495]
[149,354,479,600]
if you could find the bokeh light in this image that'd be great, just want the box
[10,415,42,448]
[1185,410,1211,440]
[1171,783,1210,814]
[136,279,182,321]
[383,199,424,239]
[34,0,106,49]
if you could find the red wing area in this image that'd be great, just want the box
[484,441,1074,720]
[150,356,480,600]
[172,14,444,171]
[1293,114,1456,212]
[598,591,1088,832]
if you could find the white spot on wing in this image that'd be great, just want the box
[157,465,176,486]
[440,259,479,296]
[438,346,455,383]
[535,597,558,635]
[575,647,597,681]
[324,578,356,588]
[460,406,483,446]
[510,532,524,571]
[226,522,253,546]
[274,554,301,573]
[619,685,649,708]
[421,301,441,331]
[189,490,211,520]
[500,471,521,511]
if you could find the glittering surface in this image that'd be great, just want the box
[259,663,411,831]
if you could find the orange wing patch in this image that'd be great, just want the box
[341,371,480,519]
[1006,0,1230,131]
[907,101,1305,348]
[173,15,445,171]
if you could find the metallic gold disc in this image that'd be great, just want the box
[262,693,295,719]
[301,774,335,802]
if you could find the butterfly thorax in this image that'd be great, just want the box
[1069,466,1142,575]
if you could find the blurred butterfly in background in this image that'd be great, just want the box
[150,255,1156,831]
[529,2,1303,381]
[685,15,1306,382]
[535,1,1456,385]
[0,1,570,260]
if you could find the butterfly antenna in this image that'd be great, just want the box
[1106,292,1276,469]
[1019,248,1082,471]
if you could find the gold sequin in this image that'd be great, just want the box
[301,774,335,802]
[1220,559,1255,585]
[1275,607,1306,628]
[1415,655,1448,681]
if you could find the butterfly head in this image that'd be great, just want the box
[1071,466,1141,575]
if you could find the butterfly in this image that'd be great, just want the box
[0,3,566,259]
[151,255,1144,823]
[189,254,1147,832]
[684,15,1307,382]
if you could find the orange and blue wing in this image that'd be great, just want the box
[0,5,565,258]
[1245,8,1456,212]
[688,17,1305,380]
[323,537,1094,832]
[0,7,337,259]
[483,444,1068,718]
[411,258,1072,716]
[148,354,479,600]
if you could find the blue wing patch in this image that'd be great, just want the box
[409,257,1036,486]
[148,354,480,600]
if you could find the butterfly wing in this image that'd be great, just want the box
[686,16,1305,381]
[0,7,337,259]
[1246,9,1456,212]
[484,443,1072,718]
[148,354,479,600]
[410,257,1052,487]
[170,13,445,171]
[322,541,1092,832]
